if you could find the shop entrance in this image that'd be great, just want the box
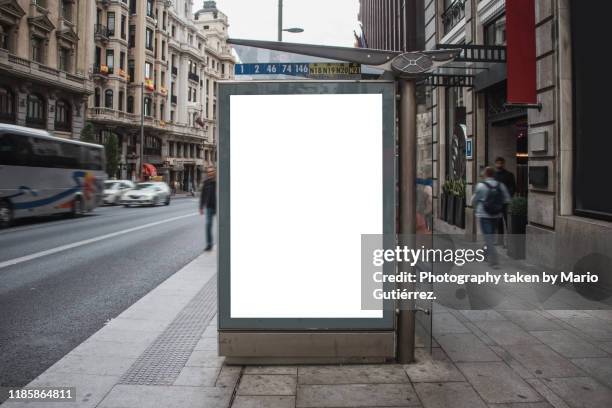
[485,83,528,197]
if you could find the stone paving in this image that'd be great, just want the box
[2,251,612,408]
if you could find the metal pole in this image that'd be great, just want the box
[140,81,144,181]
[397,79,417,364]
[278,0,283,41]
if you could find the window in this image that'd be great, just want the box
[171,25,176,37]
[55,99,71,131]
[145,62,152,79]
[107,12,115,36]
[160,103,164,120]
[0,23,11,51]
[0,86,15,122]
[121,15,127,39]
[58,47,71,72]
[161,40,166,60]
[26,94,46,128]
[484,14,506,46]
[31,36,44,63]
[146,0,154,17]
[60,0,73,21]
[106,49,114,73]
[104,89,113,109]
[129,0,136,14]
[144,97,152,116]
[127,95,134,113]
[145,28,153,50]
[118,91,124,111]
[129,25,135,47]
[128,59,135,83]
[120,51,126,70]
[94,87,101,107]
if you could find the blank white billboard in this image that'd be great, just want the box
[230,93,384,319]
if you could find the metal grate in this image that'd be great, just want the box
[119,277,217,385]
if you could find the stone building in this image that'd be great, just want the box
[359,0,612,272]
[87,0,234,187]
[0,0,93,138]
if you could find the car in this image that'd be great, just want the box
[120,182,171,207]
[103,180,136,205]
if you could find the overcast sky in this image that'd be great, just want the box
[214,0,360,47]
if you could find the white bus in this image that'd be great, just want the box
[0,124,106,228]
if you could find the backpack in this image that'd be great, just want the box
[482,181,504,215]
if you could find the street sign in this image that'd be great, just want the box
[234,62,362,77]
[235,63,310,76]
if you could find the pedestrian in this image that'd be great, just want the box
[199,166,216,251]
[493,157,516,244]
[471,166,511,267]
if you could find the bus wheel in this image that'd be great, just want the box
[0,200,13,228]
[72,196,84,217]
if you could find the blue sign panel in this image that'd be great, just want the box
[235,63,310,76]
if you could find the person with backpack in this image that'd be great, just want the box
[471,166,511,267]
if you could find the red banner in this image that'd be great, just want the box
[506,0,537,104]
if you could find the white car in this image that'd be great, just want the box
[120,182,171,207]
[103,180,136,205]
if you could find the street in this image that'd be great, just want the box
[0,198,205,390]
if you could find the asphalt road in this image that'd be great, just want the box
[0,198,205,390]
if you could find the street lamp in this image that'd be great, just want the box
[277,0,303,41]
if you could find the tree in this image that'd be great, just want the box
[104,133,120,179]
[80,122,96,143]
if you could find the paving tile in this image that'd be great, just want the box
[216,366,242,389]
[460,310,507,322]
[193,336,218,351]
[404,347,465,383]
[542,377,612,408]
[435,333,502,363]
[296,383,420,407]
[457,362,543,404]
[238,375,296,396]
[433,312,471,334]
[503,344,585,378]
[185,350,224,368]
[202,325,218,338]
[546,310,594,319]
[570,358,612,388]
[523,378,571,408]
[22,372,120,408]
[584,310,612,321]
[415,382,487,408]
[104,317,170,332]
[499,311,563,331]
[173,366,221,387]
[486,403,554,408]
[47,354,136,377]
[97,384,232,408]
[474,321,542,346]
[488,346,535,379]
[232,396,296,408]
[561,318,612,341]
[245,366,298,375]
[529,330,608,358]
[69,339,152,359]
[298,365,408,385]
[598,342,612,354]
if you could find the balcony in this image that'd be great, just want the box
[94,24,109,42]
[93,64,113,78]
[0,49,89,93]
[188,72,199,82]
[442,0,466,35]
[88,107,139,125]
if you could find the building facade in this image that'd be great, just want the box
[0,0,93,138]
[87,0,233,188]
[359,0,612,272]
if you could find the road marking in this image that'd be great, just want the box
[0,212,199,270]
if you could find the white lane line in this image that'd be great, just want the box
[0,212,199,270]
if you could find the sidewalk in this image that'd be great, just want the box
[2,250,612,408]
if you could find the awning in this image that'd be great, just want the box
[142,163,157,177]
[420,44,507,89]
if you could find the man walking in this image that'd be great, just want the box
[494,157,516,242]
[199,166,216,251]
[472,166,511,267]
